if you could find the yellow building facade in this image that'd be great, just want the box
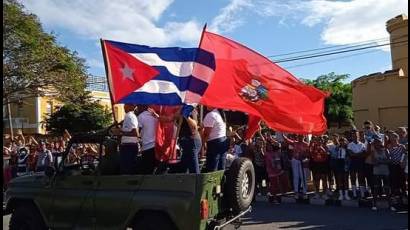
[352,14,408,130]
[3,91,125,135]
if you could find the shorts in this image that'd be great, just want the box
[310,161,328,174]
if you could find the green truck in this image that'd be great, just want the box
[5,132,255,230]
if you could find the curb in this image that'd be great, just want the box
[254,194,408,210]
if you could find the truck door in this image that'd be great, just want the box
[49,144,98,229]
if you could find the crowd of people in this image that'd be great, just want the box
[229,120,408,212]
[3,104,408,212]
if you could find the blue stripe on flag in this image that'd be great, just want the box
[106,40,215,70]
[153,67,209,95]
[119,92,183,105]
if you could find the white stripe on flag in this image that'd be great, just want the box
[135,80,186,99]
[131,53,214,83]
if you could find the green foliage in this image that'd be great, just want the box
[302,72,353,127]
[45,101,113,135]
[3,0,88,104]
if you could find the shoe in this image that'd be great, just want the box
[338,194,344,201]
[294,194,299,199]
[344,195,351,201]
[322,194,329,200]
[267,192,272,197]
[313,193,320,199]
[257,192,262,196]
[390,206,397,212]
[303,194,308,200]
[372,206,377,211]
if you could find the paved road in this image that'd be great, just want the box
[242,201,408,230]
[4,202,408,230]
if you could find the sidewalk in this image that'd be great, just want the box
[255,191,409,211]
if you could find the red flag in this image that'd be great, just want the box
[154,106,181,162]
[244,115,261,140]
[199,31,328,135]
[102,40,159,103]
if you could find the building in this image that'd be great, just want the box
[3,76,125,135]
[352,14,408,130]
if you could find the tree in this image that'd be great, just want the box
[45,101,113,135]
[302,72,353,128]
[3,0,88,105]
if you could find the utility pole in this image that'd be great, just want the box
[6,97,14,140]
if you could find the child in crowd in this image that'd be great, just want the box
[265,140,289,203]
[335,137,350,200]
[310,137,330,199]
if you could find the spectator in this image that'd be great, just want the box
[371,138,395,211]
[253,137,267,196]
[400,144,408,194]
[265,140,289,203]
[327,134,339,193]
[347,130,367,199]
[202,107,228,172]
[388,133,407,198]
[17,147,29,176]
[284,134,310,199]
[397,127,408,145]
[335,137,350,200]
[310,137,330,199]
[35,141,53,172]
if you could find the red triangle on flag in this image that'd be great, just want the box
[103,41,159,103]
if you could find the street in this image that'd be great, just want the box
[4,201,407,230]
[241,201,407,230]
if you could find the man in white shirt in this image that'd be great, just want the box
[202,107,228,172]
[137,106,159,174]
[118,104,140,175]
[347,130,367,199]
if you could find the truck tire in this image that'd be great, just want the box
[9,203,47,230]
[225,157,255,214]
[132,211,177,230]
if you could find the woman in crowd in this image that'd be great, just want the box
[371,137,395,211]
[202,107,229,172]
[335,137,350,200]
[387,133,407,199]
[310,136,330,199]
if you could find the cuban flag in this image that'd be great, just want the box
[101,39,215,116]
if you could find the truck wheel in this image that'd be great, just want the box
[132,212,176,230]
[225,157,255,214]
[9,203,47,230]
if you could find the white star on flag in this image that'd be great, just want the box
[120,63,135,81]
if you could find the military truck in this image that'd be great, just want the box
[4,131,255,230]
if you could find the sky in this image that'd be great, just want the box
[21,0,408,82]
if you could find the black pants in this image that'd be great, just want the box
[389,164,406,196]
[364,163,374,190]
[119,144,138,175]
[137,148,159,175]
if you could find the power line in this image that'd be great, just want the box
[281,41,408,69]
[267,34,407,58]
[267,37,389,58]
[273,39,407,63]
[281,49,382,69]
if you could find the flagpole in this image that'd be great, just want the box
[100,38,118,124]
[198,23,207,126]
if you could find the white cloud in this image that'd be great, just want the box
[210,0,407,51]
[87,58,105,69]
[300,0,408,47]
[210,0,253,33]
[21,0,202,46]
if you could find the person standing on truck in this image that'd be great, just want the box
[202,107,229,172]
[117,104,140,175]
[178,107,202,174]
[137,105,159,174]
